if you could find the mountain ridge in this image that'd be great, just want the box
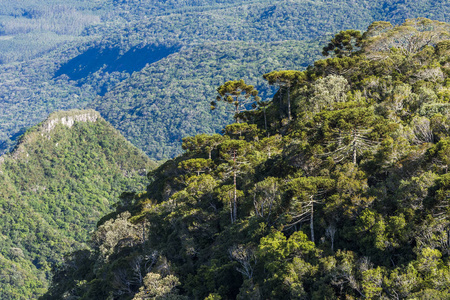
[43,18,450,300]
[5,0,450,159]
[0,109,156,299]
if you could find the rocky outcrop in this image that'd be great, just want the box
[41,109,100,133]
[4,110,101,161]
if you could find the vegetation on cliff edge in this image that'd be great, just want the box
[44,19,450,299]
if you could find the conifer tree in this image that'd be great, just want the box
[218,139,248,223]
[211,80,260,123]
[322,29,362,57]
[287,176,334,243]
[263,70,304,121]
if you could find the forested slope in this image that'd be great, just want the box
[4,0,450,159]
[91,41,321,159]
[0,110,156,299]
[44,19,450,299]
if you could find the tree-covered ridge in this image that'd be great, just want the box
[44,19,450,299]
[86,0,450,160]
[91,40,322,160]
[4,0,450,159]
[0,110,156,299]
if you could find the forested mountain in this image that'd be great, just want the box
[43,19,450,299]
[91,40,321,159]
[0,110,155,299]
[3,0,450,159]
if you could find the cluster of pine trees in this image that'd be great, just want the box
[42,18,450,299]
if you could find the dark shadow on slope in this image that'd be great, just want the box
[54,44,180,81]
[0,127,28,156]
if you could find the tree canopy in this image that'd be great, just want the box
[42,18,450,300]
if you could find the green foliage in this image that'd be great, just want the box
[5,0,450,161]
[322,29,363,57]
[42,17,450,300]
[92,41,320,160]
[212,80,261,122]
[133,273,186,300]
[0,110,155,298]
[263,70,305,120]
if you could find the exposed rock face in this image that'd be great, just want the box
[41,110,99,133]
[4,110,101,161]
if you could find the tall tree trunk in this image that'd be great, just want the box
[310,197,315,243]
[287,85,291,121]
[254,194,260,217]
[263,106,268,137]
[279,87,283,120]
[230,200,233,224]
[235,96,240,123]
[267,197,273,224]
[233,150,237,223]
[353,130,357,165]
[233,170,237,223]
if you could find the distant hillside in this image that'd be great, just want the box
[90,40,321,159]
[4,0,450,159]
[0,109,156,299]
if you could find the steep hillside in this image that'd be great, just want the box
[78,0,450,160]
[0,109,156,299]
[44,19,450,299]
[90,40,321,159]
[4,0,450,159]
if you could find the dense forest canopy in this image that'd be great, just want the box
[43,18,450,299]
[5,0,450,298]
[4,0,450,159]
[0,110,155,299]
